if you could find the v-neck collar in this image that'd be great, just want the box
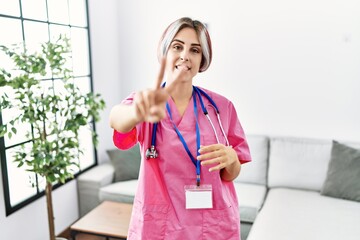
[166,95,196,130]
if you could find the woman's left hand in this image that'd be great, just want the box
[197,144,238,172]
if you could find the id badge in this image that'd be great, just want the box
[184,184,213,209]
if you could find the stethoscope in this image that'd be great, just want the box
[145,85,229,159]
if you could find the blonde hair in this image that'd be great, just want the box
[158,17,212,72]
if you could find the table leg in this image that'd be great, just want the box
[70,229,77,240]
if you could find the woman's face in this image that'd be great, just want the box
[165,27,202,83]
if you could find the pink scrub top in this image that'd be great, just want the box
[113,87,251,240]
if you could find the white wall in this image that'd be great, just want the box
[88,0,122,164]
[0,176,78,240]
[115,0,360,143]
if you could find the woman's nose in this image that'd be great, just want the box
[180,52,189,61]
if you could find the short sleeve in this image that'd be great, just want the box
[112,92,138,150]
[113,128,137,150]
[227,102,251,164]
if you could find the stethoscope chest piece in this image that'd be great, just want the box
[146,145,158,159]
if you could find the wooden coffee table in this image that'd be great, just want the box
[70,201,133,240]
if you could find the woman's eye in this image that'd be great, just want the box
[173,45,182,50]
[192,48,201,54]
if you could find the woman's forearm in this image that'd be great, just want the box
[109,104,140,133]
[220,159,241,182]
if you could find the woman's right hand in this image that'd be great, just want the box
[133,88,169,123]
[133,58,170,123]
[110,58,180,132]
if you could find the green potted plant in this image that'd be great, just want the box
[0,35,105,240]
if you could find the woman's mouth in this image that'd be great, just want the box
[175,65,191,71]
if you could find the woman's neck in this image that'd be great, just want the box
[168,81,193,116]
[171,85,192,102]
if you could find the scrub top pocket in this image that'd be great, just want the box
[128,202,168,240]
[128,200,184,240]
[203,205,240,240]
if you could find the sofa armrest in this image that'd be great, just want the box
[77,163,115,216]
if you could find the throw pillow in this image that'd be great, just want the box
[107,143,141,182]
[321,141,360,202]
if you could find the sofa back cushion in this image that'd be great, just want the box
[321,141,360,202]
[268,137,332,191]
[107,143,141,182]
[235,135,269,185]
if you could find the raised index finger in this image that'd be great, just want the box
[154,57,166,89]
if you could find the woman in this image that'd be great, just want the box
[110,17,251,240]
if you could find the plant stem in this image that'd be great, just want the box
[45,181,55,240]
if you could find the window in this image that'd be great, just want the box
[0,0,96,216]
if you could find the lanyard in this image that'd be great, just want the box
[165,87,201,186]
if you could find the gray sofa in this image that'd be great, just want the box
[77,135,360,240]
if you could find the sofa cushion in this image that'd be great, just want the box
[235,135,269,185]
[321,141,360,202]
[268,137,332,191]
[99,180,138,203]
[234,182,267,223]
[77,163,115,216]
[247,188,360,240]
[107,143,141,182]
[78,162,115,188]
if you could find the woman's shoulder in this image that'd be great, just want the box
[195,86,233,106]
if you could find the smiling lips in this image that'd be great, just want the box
[175,64,191,71]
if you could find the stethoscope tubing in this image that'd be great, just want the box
[146,85,229,159]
